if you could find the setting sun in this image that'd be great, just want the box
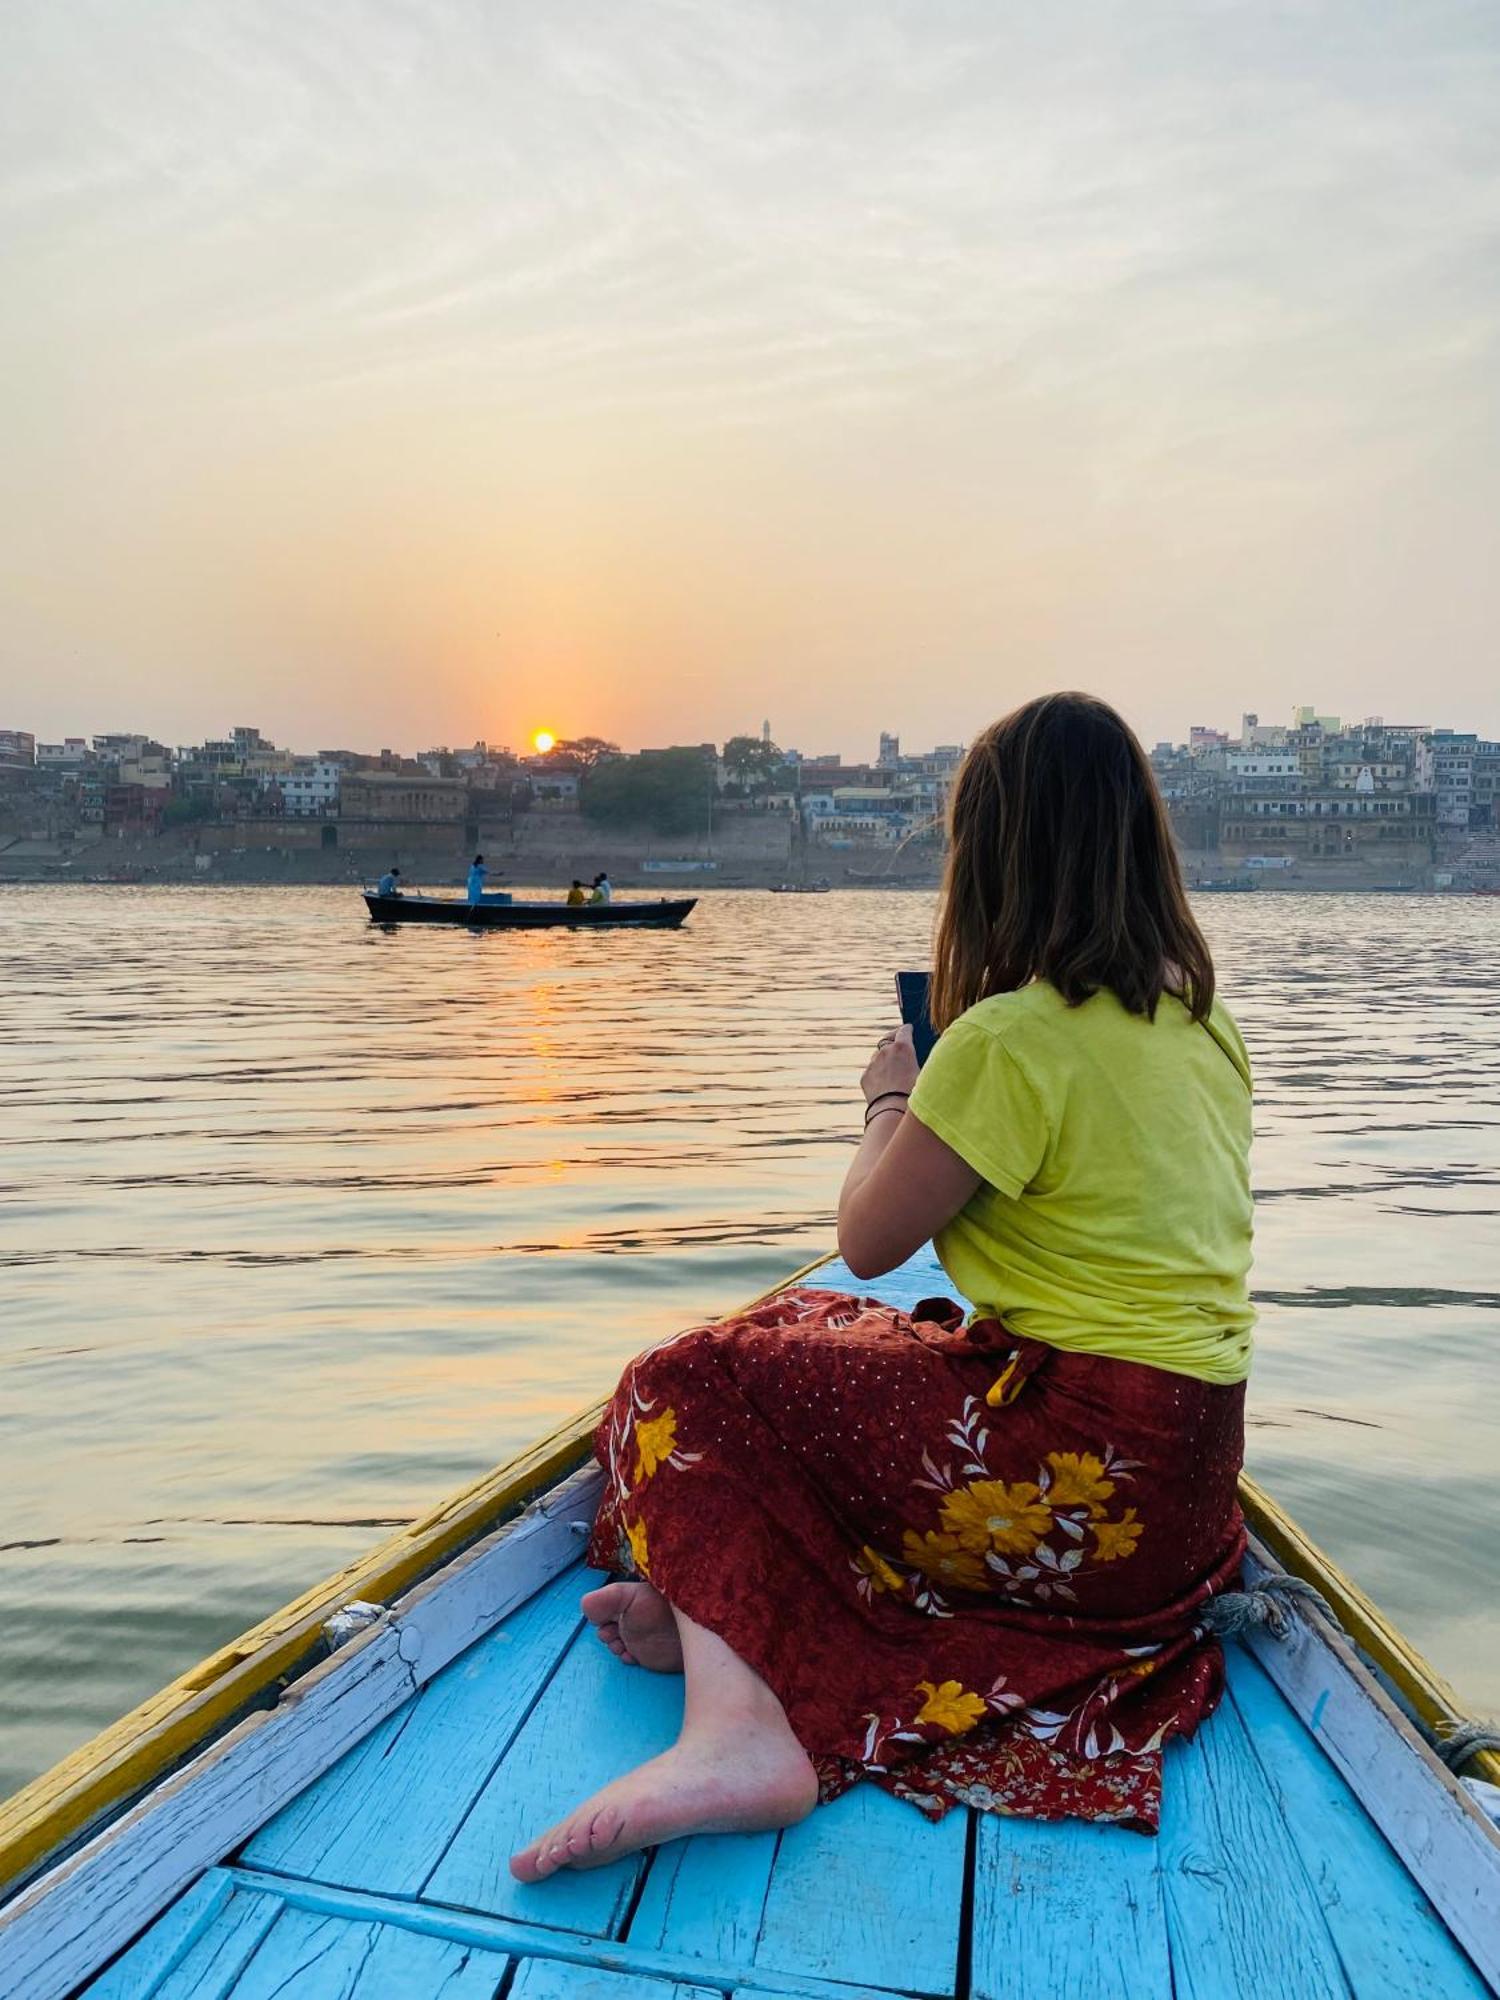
[531,730,556,754]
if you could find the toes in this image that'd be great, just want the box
[581,1582,634,1627]
[587,1803,626,1854]
[508,1837,549,1883]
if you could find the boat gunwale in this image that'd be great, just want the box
[2,1249,1495,1905]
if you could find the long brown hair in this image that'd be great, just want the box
[930,693,1214,1029]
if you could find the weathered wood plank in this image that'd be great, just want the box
[969,1810,1170,2000]
[226,1903,509,1999]
[1226,1649,1489,1999]
[425,1623,685,1937]
[245,1566,583,1893]
[0,1484,592,2000]
[750,1782,966,1994]
[1238,1541,1500,1994]
[135,1891,281,2000]
[628,1834,779,1966]
[1158,1697,1349,1999]
[83,1874,265,2000]
[511,1957,717,2000]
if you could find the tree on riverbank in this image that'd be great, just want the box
[721,735,786,795]
[580,748,715,835]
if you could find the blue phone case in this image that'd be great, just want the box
[895,971,939,1066]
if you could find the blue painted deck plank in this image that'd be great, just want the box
[1159,1666,1351,1999]
[244,1568,584,1894]
[627,1833,779,1965]
[750,1781,966,1994]
[969,1807,1171,2000]
[510,1957,716,1999]
[213,1901,509,1999]
[1226,1648,1490,1999]
[801,1248,950,1313]
[84,1875,274,2000]
[424,1617,686,1938]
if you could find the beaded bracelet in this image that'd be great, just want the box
[863,1090,910,1129]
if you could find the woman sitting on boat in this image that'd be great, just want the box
[513,691,1254,1880]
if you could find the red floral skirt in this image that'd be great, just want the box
[589,1286,1246,1831]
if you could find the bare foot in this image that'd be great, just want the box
[508,1725,816,1881]
[580,1581,684,1673]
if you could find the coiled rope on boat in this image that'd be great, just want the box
[1199,1573,1335,1640]
[1432,1719,1500,1773]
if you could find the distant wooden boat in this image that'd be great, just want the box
[364,891,696,930]
[2,1244,1498,1999]
[768,881,831,894]
[1190,877,1259,893]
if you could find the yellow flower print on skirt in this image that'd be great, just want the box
[901,1530,990,1592]
[939,1478,1053,1557]
[633,1407,679,1482]
[625,1516,650,1576]
[1042,1450,1116,1514]
[1092,1508,1143,1563]
[914,1680,988,1733]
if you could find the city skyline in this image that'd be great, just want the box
[8,695,1500,768]
[5,5,1500,752]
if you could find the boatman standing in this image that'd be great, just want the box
[467,853,488,903]
[376,866,401,898]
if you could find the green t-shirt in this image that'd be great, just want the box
[907,982,1255,1384]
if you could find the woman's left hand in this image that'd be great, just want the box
[860,1023,919,1105]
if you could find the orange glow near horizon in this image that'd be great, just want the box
[531,730,556,754]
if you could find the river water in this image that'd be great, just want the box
[1,885,1497,1796]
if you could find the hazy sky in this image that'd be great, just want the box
[4,2,1499,758]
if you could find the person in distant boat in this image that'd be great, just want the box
[590,872,612,904]
[466,854,487,903]
[566,879,588,906]
[511,692,1256,1885]
[376,866,401,898]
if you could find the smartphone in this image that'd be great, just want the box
[895,971,939,1067]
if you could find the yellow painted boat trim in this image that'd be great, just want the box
[2,1251,1493,1894]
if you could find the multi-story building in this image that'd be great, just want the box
[0,729,37,769]
[1471,744,1500,830]
[36,738,89,769]
[1221,789,1436,858]
[1221,750,1302,793]
[281,761,343,817]
[1238,713,1290,749]
[1322,757,1410,791]
[92,733,151,762]
[1417,732,1479,828]
[104,784,167,836]
[118,749,172,791]
[340,772,467,822]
